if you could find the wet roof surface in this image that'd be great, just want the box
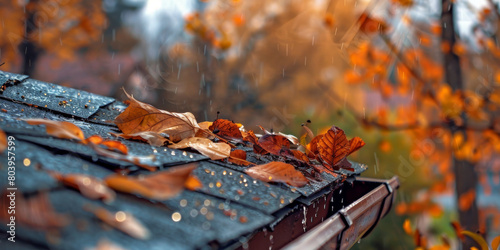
[0,71,365,249]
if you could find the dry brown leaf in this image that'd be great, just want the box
[278,132,299,145]
[317,126,350,171]
[348,137,365,155]
[24,118,85,140]
[197,121,213,130]
[168,137,230,160]
[290,150,310,163]
[228,149,249,165]
[0,129,6,153]
[52,173,116,202]
[245,161,308,187]
[209,119,243,139]
[109,131,169,147]
[114,91,200,142]
[104,164,198,200]
[306,134,323,158]
[257,134,291,156]
[0,191,69,230]
[85,205,150,240]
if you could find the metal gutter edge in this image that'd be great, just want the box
[283,176,400,250]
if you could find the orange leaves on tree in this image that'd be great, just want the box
[185,12,215,43]
[51,172,116,202]
[245,162,308,187]
[84,205,150,240]
[317,126,350,170]
[358,13,388,34]
[209,119,243,140]
[458,189,476,211]
[396,200,443,217]
[169,137,231,160]
[24,118,85,141]
[115,91,200,143]
[323,13,335,28]
[104,163,199,200]
[403,219,413,235]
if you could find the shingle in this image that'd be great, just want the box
[192,162,300,214]
[0,72,114,119]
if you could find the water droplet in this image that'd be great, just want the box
[182,151,187,156]
[216,181,222,188]
[172,212,182,222]
[180,199,188,207]
[171,151,176,156]
[223,170,227,175]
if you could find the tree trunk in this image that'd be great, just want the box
[441,1,480,249]
[19,1,40,76]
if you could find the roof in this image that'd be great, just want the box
[0,70,367,249]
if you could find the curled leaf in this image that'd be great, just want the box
[100,140,128,155]
[52,173,115,202]
[168,137,230,160]
[104,164,198,200]
[278,132,299,145]
[306,134,323,158]
[348,137,365,155]
[114,91,200,142]
[24,118,85,140]
[245,161,308,187]
[317,126,350,170]
[90,144,157,171]
[197,121,213,130]
[492,235,500,250]
[110,131,169,147]
[209,119,242,139]
[85,205,150,240]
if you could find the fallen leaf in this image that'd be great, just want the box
[109,131,169,147]
[0,129,6,153]
[278,132,299,145]
[306,134,323,158]
[52,172,116,202]
[84,135,104,144]
[24,118,85,140]
[168,137,230,160]
[348,137,365,155]
[228,149,249,165]
[100,140,128,155]
[258,134,291,156]
[209,119,242,139]
[289,150,310,163]
[114,91,200,142]
[85,205,150,240]
[0,191,69,230]
[317,126,350,171]
[104,164,198,200]
[197,121,213,130]
[184,175,203,190]
[257,125,272,134]
[245,161,308,187]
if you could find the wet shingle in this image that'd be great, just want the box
[0,72,114,119]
